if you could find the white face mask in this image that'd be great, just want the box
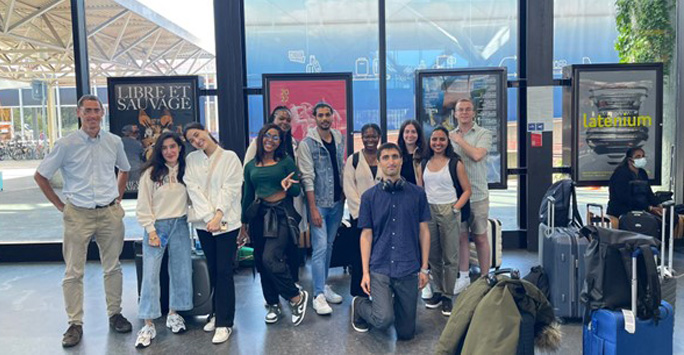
[633,157,647,169]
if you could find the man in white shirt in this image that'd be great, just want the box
[34,95,132,348]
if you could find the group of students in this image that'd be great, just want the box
[36,95,494,349]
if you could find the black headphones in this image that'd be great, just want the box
[382,178,406,192]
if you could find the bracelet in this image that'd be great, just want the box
[420,268,430,275]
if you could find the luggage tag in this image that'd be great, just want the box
[621,309,636,334]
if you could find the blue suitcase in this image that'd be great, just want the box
[583,248,674,355]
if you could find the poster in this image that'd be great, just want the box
[416,68,508,189]
[563,64,663,186]
[262,73,353,155]
[107,76,200,195]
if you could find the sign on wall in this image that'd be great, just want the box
[107,76,200,195]
[562,64,663,186]
[416,68,508,189]
[262,73,354,156]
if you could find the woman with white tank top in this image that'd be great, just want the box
[421,126,471,317]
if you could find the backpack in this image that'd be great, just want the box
[539,179,582,227]
[421,157,471,222]
[580,225,662,321]
[523,265,550,301]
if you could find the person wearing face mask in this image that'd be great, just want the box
[343,123,384,302]
[607,147,663,219]
[183,123,243,344]
[244,107,305,287]
[241,124,309,326]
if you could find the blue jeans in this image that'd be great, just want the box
[309,200,344,296]
[138,217,193,319]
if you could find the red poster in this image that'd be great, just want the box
[531,132,543,147]
[267,79,349,143]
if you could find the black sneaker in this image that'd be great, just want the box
[441,297,453,316]
[290,290,309,326]
[109,313,132,333]
[351,296,370,333]
[424,292,443,309]
[265,304,282,324]
[62,324,82,348]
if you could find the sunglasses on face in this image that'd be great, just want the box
[264,133,280,142]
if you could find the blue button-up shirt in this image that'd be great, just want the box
[37,129,130,209]
[357,182,431,278]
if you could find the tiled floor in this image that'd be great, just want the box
[1,249,682,355]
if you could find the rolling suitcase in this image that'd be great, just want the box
[583,247,674,355]
[541,196,587,320]
[469,218,503,271]
[134,230,213,317]
[659,200,677,311]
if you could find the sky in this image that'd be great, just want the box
[139,0,216,45]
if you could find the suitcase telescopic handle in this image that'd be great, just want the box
[546,196,556,232]
[586,203,606,227]
[631,247,660,315]
[661,200,676,271]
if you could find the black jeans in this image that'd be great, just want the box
[197,229,237,327]
[252,201,300,305]
[349,217,365,297]
[357,272,419,340]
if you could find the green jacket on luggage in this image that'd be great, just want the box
[435,276,560,355]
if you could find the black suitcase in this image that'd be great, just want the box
[134,240,213,317]
[619,210,660,239]
[329,219,355,269]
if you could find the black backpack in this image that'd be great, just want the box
[580,225,661,321]
[523,265,550,301]
[539,179,582,227]
[421,157,471,222]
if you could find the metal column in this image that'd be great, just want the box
[378,0,388,142]
[70,0,90,100]
[213,0,248,158]
[518,0,554,251]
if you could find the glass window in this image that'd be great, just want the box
[245,0,380,139]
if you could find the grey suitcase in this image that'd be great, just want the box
[541,196,588,320]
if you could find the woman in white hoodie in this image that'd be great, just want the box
[183,123,243,344]
[134,132,192,348]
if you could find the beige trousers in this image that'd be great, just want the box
[62,202,125,325]
[427,203,461,296]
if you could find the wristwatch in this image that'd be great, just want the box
[420,268,430,275]
[452,207,461,214]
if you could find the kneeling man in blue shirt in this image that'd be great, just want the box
[351,142,431,340]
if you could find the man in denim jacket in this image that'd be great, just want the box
[297,102,346,315]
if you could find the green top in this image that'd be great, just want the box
[241,156,300,223]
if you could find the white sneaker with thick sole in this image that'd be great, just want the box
[312,293,333,315]
[324,285,343,304]
[166,313,186,334]
[421,282,433,300]
[134,324,156,348]
[453,276,471,295]
[203,316,216,332]
[212,327,232,344]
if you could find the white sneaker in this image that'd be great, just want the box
[212,327,232,344]
[134,324,156,348]
[324,285,343,304]
[453,276,471,295]
[166,313,186,334]
[203,316,216,332]
[421,282,433,300]
[312,293,333,315]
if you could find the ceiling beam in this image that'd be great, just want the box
[4,0,16,34]
[87,9,128,38]
[109,12,131,60]
[111,26,159,60]
[42,14,65,48]
[7,0,65,33]
[144,39,183,68]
